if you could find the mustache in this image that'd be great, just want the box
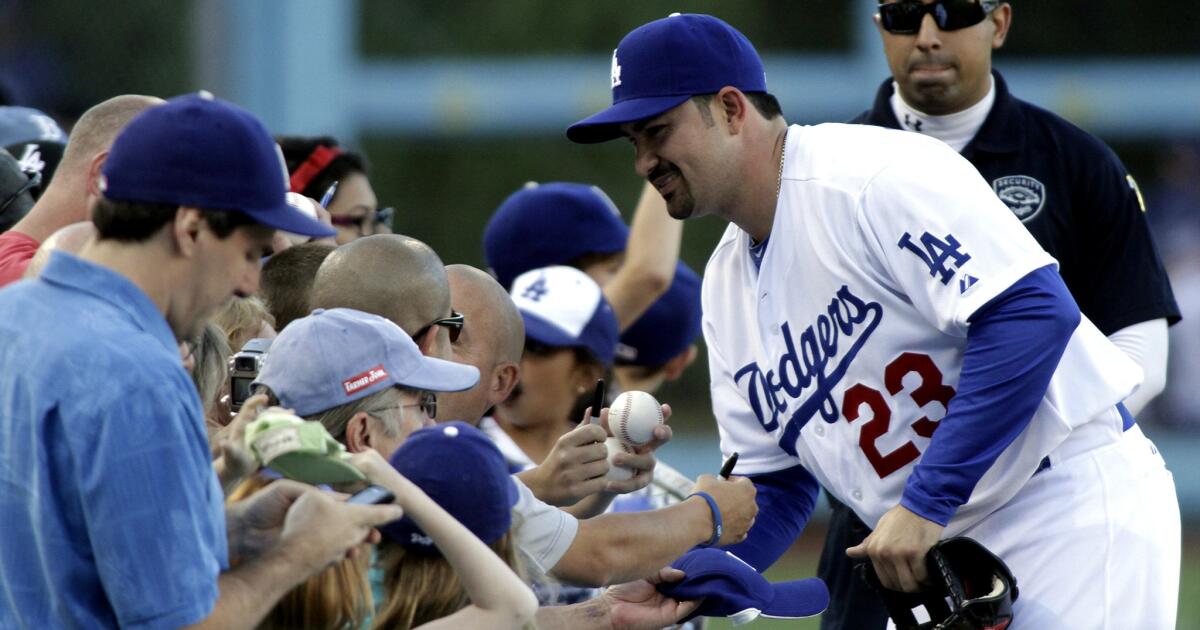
[648,163,680,183]
[907,55,955,71]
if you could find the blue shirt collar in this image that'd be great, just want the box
[40,250,179,354]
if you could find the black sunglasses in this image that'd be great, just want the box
[0,170,41,215]
[414,311,464,344]
[879,0,998,35]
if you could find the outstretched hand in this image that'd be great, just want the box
[604,566,701,630]
[601,403,673,494]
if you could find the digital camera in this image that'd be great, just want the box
[229,337,272,412]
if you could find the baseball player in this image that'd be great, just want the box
[816,2,1183,627]
[567,13,1180,629]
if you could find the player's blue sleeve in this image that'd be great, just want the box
[719,464,820,572]
[901,264,1079,526]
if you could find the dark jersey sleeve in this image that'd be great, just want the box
[1068,135,1180,333]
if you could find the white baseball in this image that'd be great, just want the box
[609,390,663,446]
[605,438,635,481]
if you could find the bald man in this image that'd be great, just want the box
[437,264,525,425]
[310,234,457,359]
[0,95,163,287]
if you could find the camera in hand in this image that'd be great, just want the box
[229,338,272,412]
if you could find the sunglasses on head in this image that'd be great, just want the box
[414,311,464,344]
[879,0,999,35]
[0,170,41,215]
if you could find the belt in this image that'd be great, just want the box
[1034,403,1134,476]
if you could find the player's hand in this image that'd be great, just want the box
[517,416,610,506]
[691,473,757,546]
[846,504,944,592]
[602,567,701,630]
[602,403,673,495]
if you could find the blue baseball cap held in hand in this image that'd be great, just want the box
[567,13,767,144]
[100,92,335,238]
[381,422,519,551]
[658,548,829,624]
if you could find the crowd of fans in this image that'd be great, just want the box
[0,92,755,629]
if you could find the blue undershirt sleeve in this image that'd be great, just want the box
[900,264,1080,526]
[719,464,820,572]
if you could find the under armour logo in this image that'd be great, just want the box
[611,49,622,88]
[903,114,923,132]
[522,277,549,302]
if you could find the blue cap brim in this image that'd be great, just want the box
[398,355,481,393]
[521,311,580,349]
[566,94,693,144]
[761,577,830,619]
[242,202,337,238]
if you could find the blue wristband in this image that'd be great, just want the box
[688,491,723,547]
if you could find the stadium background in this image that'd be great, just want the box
[3,1,1196,626]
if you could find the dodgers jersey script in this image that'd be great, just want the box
[703,123,1141,535]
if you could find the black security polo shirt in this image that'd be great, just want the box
[853,71,1180,334]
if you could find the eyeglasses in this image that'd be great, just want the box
[330,207,395,236]
[878,0,998,35]
[413,311,465,344]
[368,391,438,419]
[0,170,41,215]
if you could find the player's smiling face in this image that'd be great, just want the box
[876,0,1011,115]
[621,100,735,221]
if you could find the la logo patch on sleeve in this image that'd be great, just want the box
[992,175,1046,221]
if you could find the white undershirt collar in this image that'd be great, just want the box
[889,77,995,153]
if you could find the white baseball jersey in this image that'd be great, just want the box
[703,123,1142,535]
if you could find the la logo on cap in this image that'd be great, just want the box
[610,49,622,88]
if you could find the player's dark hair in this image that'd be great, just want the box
[276,135,370,199]
[92,197,258,242]
[691,92,783,122]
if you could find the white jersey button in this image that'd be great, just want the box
[814,424,826,437]
[851,489,863,501]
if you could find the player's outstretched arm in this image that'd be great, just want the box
[719,464,821,571]
[605,182,681,331]
[550,474,756,587]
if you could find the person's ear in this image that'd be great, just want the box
[991,3,1012,48]
[490,362,521,405]
[662,345,699,382]
[716,87,750,133]
[172,207,204,257]
[86,151,109,198]
[414,324,438,356]
[344,411,372,453]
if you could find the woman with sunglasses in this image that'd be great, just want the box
[278,135,394,244]
[820,4,1183,628]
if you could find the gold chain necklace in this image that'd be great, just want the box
[776,130,788,199]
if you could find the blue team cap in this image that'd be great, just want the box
[511,265,620,366]
[254,308,479,417]
[616,261,702,368]
[381,422,519,550]
[0,106,65,146]
[100,92,335,238]
[484,181,629,290]
[567,13,767,144]
[658,549,829,624]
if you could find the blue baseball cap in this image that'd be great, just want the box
[0,106,65,146]
[381,421,519,550]
[484,181,629,290]
[100,92,335,238]
[658,549,829,624]
[511,265,619,366]
[567,13,767,144]
[254,308,479,417]
[615,261,702,367]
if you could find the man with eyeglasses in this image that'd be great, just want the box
[812,3,1183,627]
[567,12,1180,628]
